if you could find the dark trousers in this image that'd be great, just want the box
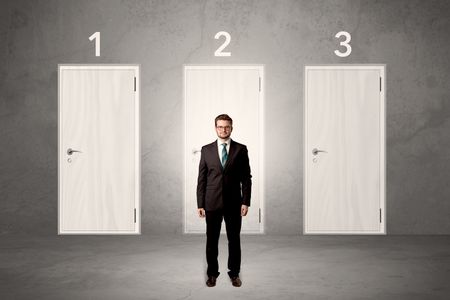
[205,207,242,278]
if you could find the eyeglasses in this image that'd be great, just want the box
[216,126,231,131]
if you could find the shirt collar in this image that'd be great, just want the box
[217,138,231,146]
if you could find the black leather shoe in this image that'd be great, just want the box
[230,276,242,287]
[206,276,217,287]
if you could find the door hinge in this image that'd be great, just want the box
[379,77,382,92]
[259,208,261,223]
[259,77,261,92]
[134,208,136,223]
[134,77,136,91]
[379,208,382,223]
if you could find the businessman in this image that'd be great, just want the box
[197,114,252,287]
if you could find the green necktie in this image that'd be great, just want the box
[221,143,228,167]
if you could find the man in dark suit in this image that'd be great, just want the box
[197,114,252,288]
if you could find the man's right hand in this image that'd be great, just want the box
[198,208,206,218]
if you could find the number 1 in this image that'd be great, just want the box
[89,32,100,57]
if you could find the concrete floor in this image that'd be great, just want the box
[1,235,450,300]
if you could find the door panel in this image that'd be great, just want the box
[58,65,140,234]
[184,66,264,233]
[304,65,385,234]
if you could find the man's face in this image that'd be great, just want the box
[215,120,233,140]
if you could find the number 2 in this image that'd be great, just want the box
[334,31,351,57]
[214,31,231,57]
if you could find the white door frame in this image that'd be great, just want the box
[303,65,386,235]
[58,64,140,235]
[183,65,265,234]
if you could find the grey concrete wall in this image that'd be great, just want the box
[1,0,449,236]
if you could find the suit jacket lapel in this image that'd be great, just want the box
[212,141,223,170]
[223,139,235,172]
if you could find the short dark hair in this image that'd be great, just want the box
[215,114,233,127]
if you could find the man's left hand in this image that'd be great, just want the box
[241,205,248,217]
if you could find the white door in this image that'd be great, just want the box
[184,65,264,234]
[304,65,385,234]
[58,65,140,234]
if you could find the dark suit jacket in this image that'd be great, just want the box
[197,139,252,211]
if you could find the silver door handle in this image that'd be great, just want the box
[192,148,201,155]
[67,148,82,155]
[312,148,327,155]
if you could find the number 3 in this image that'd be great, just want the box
[334,31,351,57]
